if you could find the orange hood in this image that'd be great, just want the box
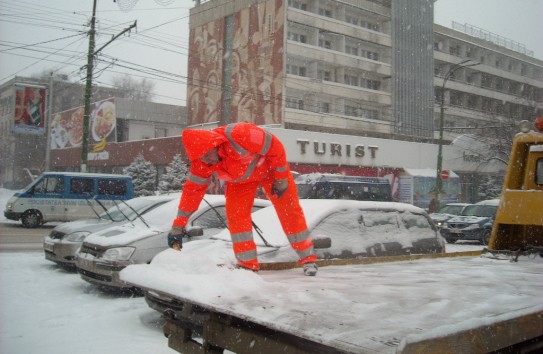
[182,129,227,161]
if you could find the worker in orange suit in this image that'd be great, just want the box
[167,122,318,276]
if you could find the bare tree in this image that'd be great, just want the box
[111,74,156,101]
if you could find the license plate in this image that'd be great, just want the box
[450,228,462,234]
[44,242,54,252]
[77,257,93,269]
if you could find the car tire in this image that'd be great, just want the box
[445,237,457,244]
[21,210,42,228]
[481,229,492,246]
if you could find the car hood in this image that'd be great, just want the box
[447,215,490,224]
[84,224,163,247]
[53,218,113,234]
[429,213,455,222]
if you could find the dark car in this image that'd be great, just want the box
[429,202,472,229]
[295,173,392,201]
[440,199,499,245]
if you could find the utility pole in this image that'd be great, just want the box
[80,1,136,172]
[81,0,97,173]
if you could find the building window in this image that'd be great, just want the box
[318,70,331,81]
[289,0,307,11]
[318,8,332,18]
[449,44,460,56]
[344,74,359,87]
[345,45,358,56]
[319,39,331,49]
[320,102,330,113]
[345,105,358,116]
[286,97,304,110]
[361,49,379,60]
[286,64,306,77]
[362,79,380,90]
[116,118,129,142]
[287,32,307,44]
[346,16,358,26]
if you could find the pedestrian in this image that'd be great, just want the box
[167,122,318,276]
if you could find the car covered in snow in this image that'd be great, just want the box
[440,199,500,245]
[140,200,444,314]
[44,194,180,268]
[295,173,393,202]
[75,195,271,291]
[429,202,472,229]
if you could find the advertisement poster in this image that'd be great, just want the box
[50,98,116,150]
[13,84,47,135]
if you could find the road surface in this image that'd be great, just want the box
[0,223,54,252]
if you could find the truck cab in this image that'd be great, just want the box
[488,118,543,251]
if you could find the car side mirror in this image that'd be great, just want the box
[313,235,331,249]
[186,226,203,237]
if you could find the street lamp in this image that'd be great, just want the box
[434,59,479,209]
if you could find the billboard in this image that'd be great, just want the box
[13,84,47,135]
[50,98,116,150]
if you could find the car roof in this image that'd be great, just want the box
[474,199,500,206]
[213,199,428,245]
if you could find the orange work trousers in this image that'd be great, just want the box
[224,171,317,270]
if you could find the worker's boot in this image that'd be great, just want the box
[303,262,318,276]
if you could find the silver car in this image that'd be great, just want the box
[44,194,179,268]
[75,195,271,291]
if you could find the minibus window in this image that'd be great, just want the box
[33,179,46,194]
[98,179,128,196]
[46,177,64,193]
[70,178,94,195]
[536,158,543,185]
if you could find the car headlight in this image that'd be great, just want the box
[6,203,13,211]
[65,231,91,242]
[103,247,135,261]
[436,221,443,227]
[463,223,481,230]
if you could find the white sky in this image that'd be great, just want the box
[1,0,541,106]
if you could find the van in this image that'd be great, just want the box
[4,172,134,228]
[295,173,392,202]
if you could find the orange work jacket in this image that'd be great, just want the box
[173,122,290,227]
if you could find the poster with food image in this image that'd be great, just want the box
[91,98,116,143]
[50,98,116,150]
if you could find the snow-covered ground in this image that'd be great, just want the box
[1,188,486,353]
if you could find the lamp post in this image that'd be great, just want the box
[435,59,479,209]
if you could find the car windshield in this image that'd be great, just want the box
[437,204,465,215]
[98,199,167,222]
[461,204,497,217]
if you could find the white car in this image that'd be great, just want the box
[75,195,271,291]
[130,199,445,314]
[44,194,180,268]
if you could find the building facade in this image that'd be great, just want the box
[183,0,542,203]
[0,76,187,187]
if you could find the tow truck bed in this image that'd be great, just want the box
[121,251,543,353]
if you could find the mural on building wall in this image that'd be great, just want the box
[50,98,116,150]
[13,84,46,135]
[188,0,284,126]
[188,18,225,125]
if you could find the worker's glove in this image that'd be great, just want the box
[272,179,288,198]
[167,226,187,250]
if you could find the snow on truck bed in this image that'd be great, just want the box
[121,250,543,353]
